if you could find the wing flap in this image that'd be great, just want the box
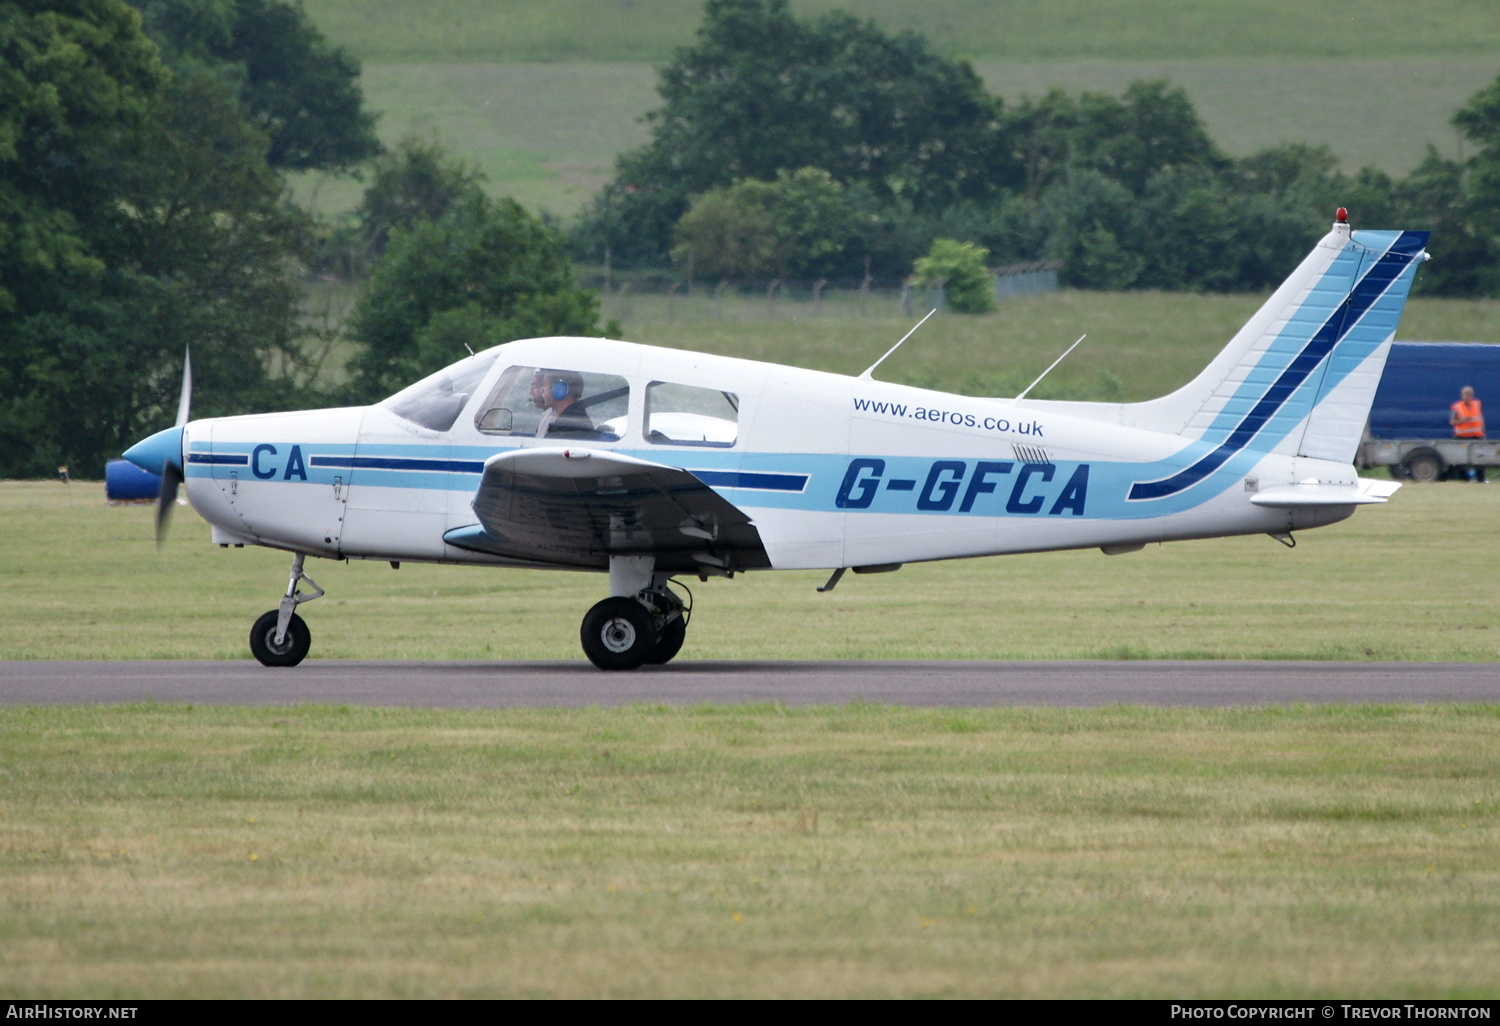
[445,447,771,573]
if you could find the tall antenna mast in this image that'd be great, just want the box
[1015,335,1086,400]
[859,308,938,380]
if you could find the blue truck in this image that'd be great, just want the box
[1359,341,1500,481]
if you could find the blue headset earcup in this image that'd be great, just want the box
[551,379,569,401]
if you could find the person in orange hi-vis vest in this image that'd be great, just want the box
[1450,385,1486,481]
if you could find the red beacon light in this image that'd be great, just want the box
[1335,207,1349,224]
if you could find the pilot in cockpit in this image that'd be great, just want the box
[529,369,596,439]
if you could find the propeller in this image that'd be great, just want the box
[153,348,191,545]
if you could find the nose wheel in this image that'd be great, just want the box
[250,553,322,667]
[250,610,311,667]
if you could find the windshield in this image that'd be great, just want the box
[380,353,498,432]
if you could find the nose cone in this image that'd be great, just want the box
[122,425,184,478]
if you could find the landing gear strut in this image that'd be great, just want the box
[249,553,322,667]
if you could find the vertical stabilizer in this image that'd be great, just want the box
[1120,217,1427,489]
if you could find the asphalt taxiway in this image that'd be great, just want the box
[2,659,1498,707]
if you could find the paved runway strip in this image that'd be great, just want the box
[3,660,1498,707]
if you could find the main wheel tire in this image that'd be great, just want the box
[646,614,687,665]
[249,609,311,667]
[1401,448,1444,483]
[580,597,657,671]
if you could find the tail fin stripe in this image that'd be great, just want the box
[1127,231,1426,502]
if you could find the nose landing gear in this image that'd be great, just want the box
[249,553,322,667]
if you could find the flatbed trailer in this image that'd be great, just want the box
[1358,436,1500,481]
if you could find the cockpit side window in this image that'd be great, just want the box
[381,353,498,432]
[645,382,739,447]
[475,366,630,441]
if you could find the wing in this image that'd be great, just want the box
[443,447,772,575]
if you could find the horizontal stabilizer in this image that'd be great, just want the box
[1249,479,1400,509]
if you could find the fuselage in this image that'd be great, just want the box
[178,336,1360,573]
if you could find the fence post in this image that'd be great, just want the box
[715,280,727,320]
[765,279,781,318]
[667,281,679,323]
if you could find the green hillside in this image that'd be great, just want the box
[303,0,1500,63]
[294,2,1500,218]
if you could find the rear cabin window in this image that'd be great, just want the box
[645,382,739,447]
[475,366,630,441]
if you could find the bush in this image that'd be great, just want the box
[913,239,995,314]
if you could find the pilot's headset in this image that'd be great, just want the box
[548,372,584,403]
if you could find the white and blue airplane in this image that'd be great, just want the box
[123,211,1427,669]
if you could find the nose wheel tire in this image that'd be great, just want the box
[580,597,658,670]
[250,610,311,667]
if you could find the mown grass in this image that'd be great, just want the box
[613,288,1500,402]
[0,702,1495,998]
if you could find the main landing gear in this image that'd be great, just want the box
[579,555,691,671]
[249,552,322,667]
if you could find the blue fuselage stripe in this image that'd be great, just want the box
[309,455,487,474]
[689,470,808,492]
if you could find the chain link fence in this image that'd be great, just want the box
[581,263,1059,324]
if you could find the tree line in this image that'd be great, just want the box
[1,0,599,479]
[574,0,1500,299]
[6,0,1500,480]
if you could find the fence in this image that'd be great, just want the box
[582,263,1060,325]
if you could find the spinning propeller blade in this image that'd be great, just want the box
[155,348,191,545]
[155,460,182,546]
[175,347,191,428]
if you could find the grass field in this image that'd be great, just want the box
[0,702,1496,998]
[614,289,1500,396]
[288,1,1500,216]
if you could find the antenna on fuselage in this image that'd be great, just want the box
[858,308,938,380]
[1015,335,1086,401]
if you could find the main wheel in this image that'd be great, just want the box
[580,597,657,670]
[249,609,311,667]
[646,614,687,665]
